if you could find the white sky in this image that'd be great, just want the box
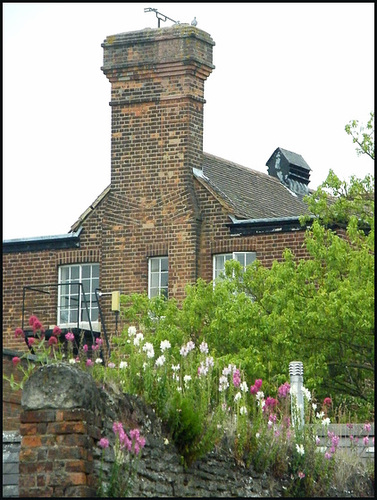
[3,2,374,240]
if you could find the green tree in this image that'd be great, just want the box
[120,118,374,419]
[345,111,374,160]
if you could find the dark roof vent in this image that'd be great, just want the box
[266,147,311,197]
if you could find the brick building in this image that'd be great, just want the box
[3,24,313,355]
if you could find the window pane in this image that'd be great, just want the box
[91,308,99,322]
[82,266,90,279]
[71,266,79,280]
[60,267,70,282]
[60,296,69,308]
[150,259,159,272]
[245,252,256,266]
[92,264,100,278]
[149,288,159,298]
[235,253,245,267]
[160,257,168,272]
[151,273,159,288]
[160,272,168,287]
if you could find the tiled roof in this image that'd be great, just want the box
[199,153,311,220]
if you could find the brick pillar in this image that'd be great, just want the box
[19,363,102,497]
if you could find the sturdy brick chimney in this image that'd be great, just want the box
[101,25,214,201]
[100,25,215,300]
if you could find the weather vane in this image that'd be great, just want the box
[144,8,198,28]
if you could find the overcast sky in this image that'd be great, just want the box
[3,2,374,240]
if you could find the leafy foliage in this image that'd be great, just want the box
[118,169,374,420]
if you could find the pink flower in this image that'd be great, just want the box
[95,338,103,345]
[28,315,38,327]
[98,437,109,449]
[363,436,369,446]
[12,356,21,367]
[265,396,278,408]
[364,423,371,433]
[65,332,75,342]
[298,471,305,479]
[108,362,115,368]
[331,435,340,447]
[250,385,257,395]
[92,344,99,351]
[32,319,43,333]
[324,452,332,460]
[254,379,263,390]
[346,423,353,429]
[52,326,62,336]
[83,344,89,352]
[323,397,332,407]
[113,422,123,434]
[14,328,24,338]
[48,336,58,346]
[233,369,241,388]
[27,337,36,346]
[278,382,290,398]
[86,359,93,367]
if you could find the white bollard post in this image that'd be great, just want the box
[289,361,304,430]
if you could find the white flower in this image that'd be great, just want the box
[69,358,76,364]
[199,341,209,354]
[321,418,331,426]
[198,362,208,377]
[296,444,305,456]
[256,432,260,439]
[186,341,195,352]
[183,375,192,386]
[316,411,325,419]
[222,364,233,376]
[172,364,180,372]
[312,403,317,411]
[256,391,264,401]
[302,387,311,401]
[219,375,229,392]
[164,438,169,445]
[160,340,171,352]
[234,392,242,402]
[134,332,144,346]
[142,342,155,358]
[155,355,166,367]
[95,358,103,364]
[177,386,182,392]
[119,361,128,369]
[128,325,137,337]
[240,406,247,415]
[240,381,248,393]
[206,356,214,368]
[143,362,148,370]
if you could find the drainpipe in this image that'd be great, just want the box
[289,361,304,430]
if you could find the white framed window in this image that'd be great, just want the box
[58,263,100,331]
[148,256,168,299]
[213,252,257,281]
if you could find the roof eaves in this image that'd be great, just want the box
[3,227,83,253]
[227,214,315,236]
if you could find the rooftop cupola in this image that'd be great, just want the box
[266,147,311,197]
